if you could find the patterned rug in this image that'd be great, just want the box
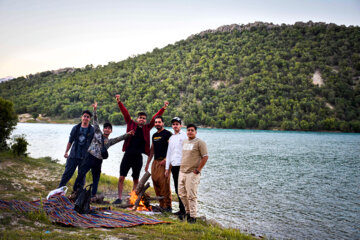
[0,195,168,228]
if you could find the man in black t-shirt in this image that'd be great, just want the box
[145,116,172,211]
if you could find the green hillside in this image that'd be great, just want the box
[1,21,360,132]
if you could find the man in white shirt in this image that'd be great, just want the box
[165,117,187,216]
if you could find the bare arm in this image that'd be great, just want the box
[193,155,208,174]
[144,143,154,172]
[92,101,100,133]
[64,142,72,158]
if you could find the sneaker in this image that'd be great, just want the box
[178,214,185,221]
[174,210,184,216]
[112,198,122,204]
[163,207,172,213]
[178,213,190,221]
[187,216,196,224]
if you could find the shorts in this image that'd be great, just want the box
[120,152,143,179]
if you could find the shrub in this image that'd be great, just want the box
[0,97,18,150]
[11,135,29,156]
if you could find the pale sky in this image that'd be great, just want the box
[0,0,359,78]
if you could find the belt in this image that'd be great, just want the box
[155,157,165,161]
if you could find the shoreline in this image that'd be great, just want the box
[17,117,349,134]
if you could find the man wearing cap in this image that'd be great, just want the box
[178,124,208,224]
[145,116,173,211]
[165,117,187,216]
[58,110,95,188]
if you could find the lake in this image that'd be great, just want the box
[11,123,360,239]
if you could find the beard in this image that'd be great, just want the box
[155,125,163,130]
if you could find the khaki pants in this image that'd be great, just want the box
[151,159,172,208]
[178,171,201,218]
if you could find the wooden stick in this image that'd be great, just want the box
[135,171,151,195]
[133,182,150,211]
[148,196,165,201]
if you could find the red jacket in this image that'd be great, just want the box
[117,101,165,156]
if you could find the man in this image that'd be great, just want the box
[58,110,94,188]
[73,101,134,198]
[145,116,172,212]
[113,94,169,204]
[178,124,208,223]
[164,117,187,216]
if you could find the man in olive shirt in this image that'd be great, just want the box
[178,124,208,223]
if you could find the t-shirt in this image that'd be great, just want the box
[76,127,89,159]
[126,126,145,154]
[152,129,172,159]
[180,138,208,173]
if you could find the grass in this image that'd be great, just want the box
[0,151,259,240]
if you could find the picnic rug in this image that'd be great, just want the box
[0,195,168,228]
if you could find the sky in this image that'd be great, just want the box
[0,0,359,78]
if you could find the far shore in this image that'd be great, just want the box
[18,113,348,133]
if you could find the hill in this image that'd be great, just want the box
[1,21,360,132]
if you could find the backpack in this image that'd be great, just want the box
[74,184,93,214]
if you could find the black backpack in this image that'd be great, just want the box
[74,184,93,214]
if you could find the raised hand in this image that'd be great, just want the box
[115,94,120,102]
[127,130,135,136]
[92,101,98,110]
[164,101,169,109]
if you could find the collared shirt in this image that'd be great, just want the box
[165,130,187,170]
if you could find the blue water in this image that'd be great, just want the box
[12,123,360,239]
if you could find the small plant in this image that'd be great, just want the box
[25,196,50,224]
[11,134,29,156]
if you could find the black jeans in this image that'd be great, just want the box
[171,166,185,213]
[73,153,102,196]
[59,157,85,188]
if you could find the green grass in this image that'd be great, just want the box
[0,151,259,240]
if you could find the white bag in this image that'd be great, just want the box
[46,186,68,200]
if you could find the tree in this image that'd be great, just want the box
[0,97,18,150]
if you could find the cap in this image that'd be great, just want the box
[171,117,181,124]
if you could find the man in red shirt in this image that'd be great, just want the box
[113,94,169,204]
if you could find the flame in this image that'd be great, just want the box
[129,190,152,211]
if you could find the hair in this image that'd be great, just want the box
[137,111,147,117]
[186,123,197,131]
[103,122,112,130]
[82,110,92,118]
[154,116,164,122]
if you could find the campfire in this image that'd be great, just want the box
[125,172,163,212]
[129,190,152,211]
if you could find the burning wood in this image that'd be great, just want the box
[119,172,165,212]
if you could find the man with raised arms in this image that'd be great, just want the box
[113,94,169,204]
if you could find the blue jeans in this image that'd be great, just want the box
[58,157,85,188]
[73,153,102,196]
